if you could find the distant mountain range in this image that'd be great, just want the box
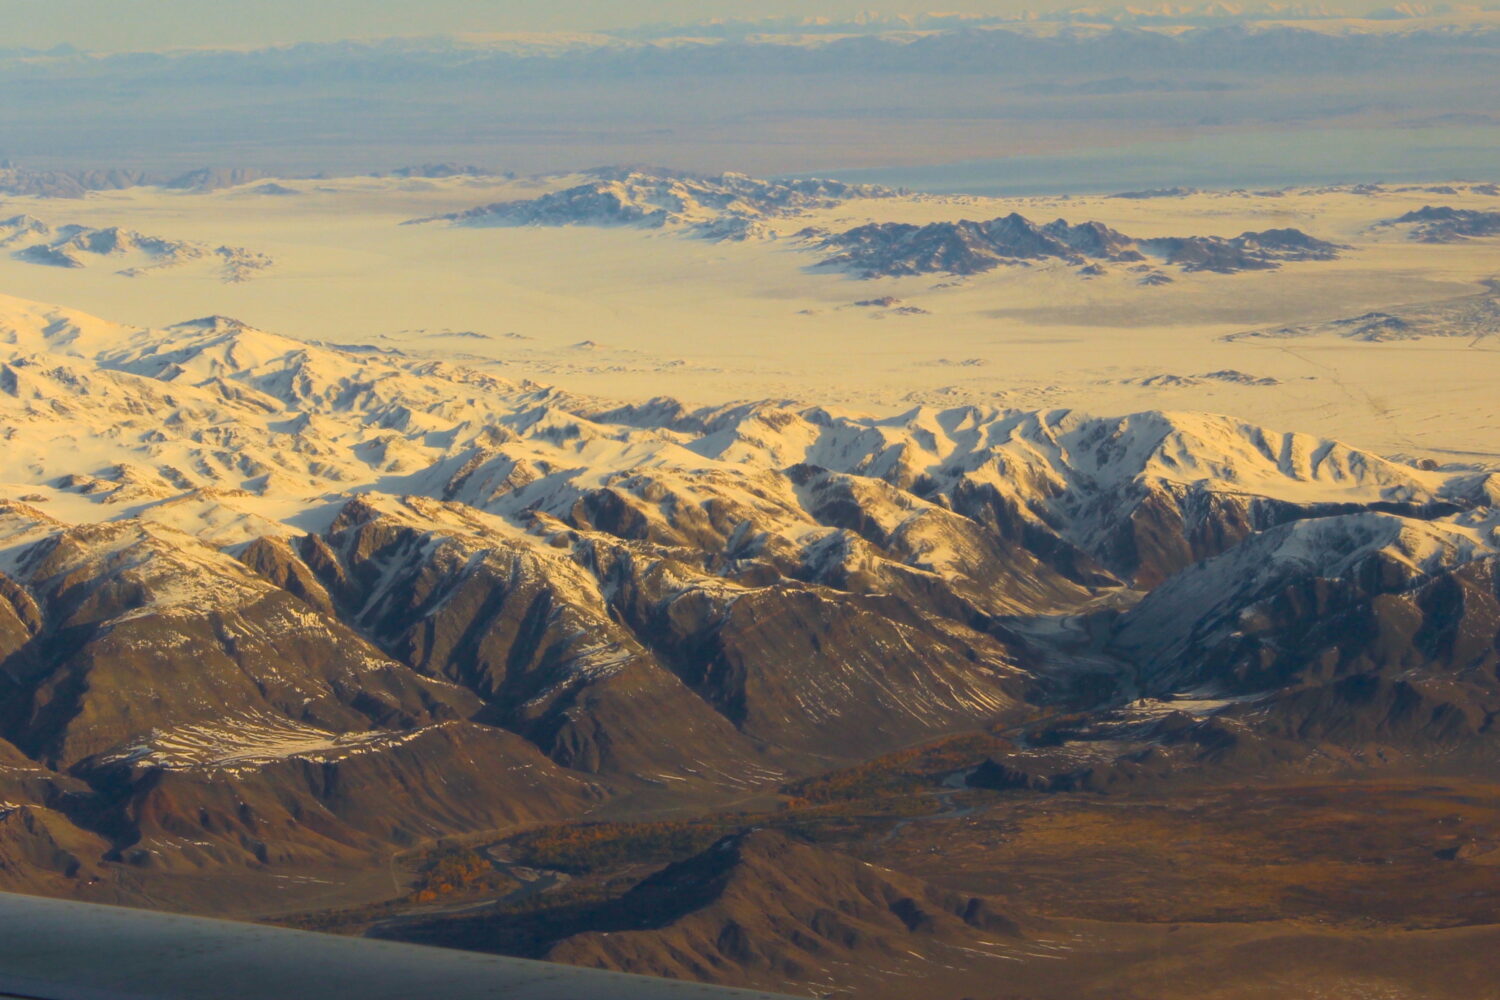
[812,216,1344,276]
[411,169,1346,278]
[410,168,900,241]
[0,162,517,199]
[0,164,275,198]
[0,214,271,281]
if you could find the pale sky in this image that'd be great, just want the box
[4,1,1059,51]
[5,0,1376,52]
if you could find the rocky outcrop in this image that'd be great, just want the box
[1112,513,1495,693]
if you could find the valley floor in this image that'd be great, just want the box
[273,763,1500,1000]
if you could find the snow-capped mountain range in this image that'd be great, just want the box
[409,169,902,242]
[0,290,1495,900]
[411,171,1345,277]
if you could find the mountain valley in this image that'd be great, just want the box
[0,278,1492,994]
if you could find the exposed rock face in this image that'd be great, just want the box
[1113,512,1495,693]
[816,212,1340,277]
[383,163,497,179]
[303,501,767,779]
[1105,514,1500,764]
[548,831,1022,987]
[2,518,475,769]
[162,167,268,192]
[1120,370,1280,387]
[1139,228,1342,272]
[290,492,1034,772]
[816,213,1143,277]
[1044,218,1144,259]
[0,804,111,887]
[384,830,1023,995]
[0,505,598,877]
[1386,205,1500,242]
[1238,227,1346,259]
[411,168,1331,278]
[1110,186,1200,199]
[237,536,336,615]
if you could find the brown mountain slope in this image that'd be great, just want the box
[381,830,1029,998]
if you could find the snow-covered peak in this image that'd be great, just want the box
[0,293,1485,595]
[0,292,140,360]
[410,169,900,241]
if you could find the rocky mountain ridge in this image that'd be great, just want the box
[0,165,270,199]
[409,169,901,242]
[414,173,1346,277]
[812,215,1345,277]
[0,291,1493,905]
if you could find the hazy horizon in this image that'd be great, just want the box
[6,0,1426,51]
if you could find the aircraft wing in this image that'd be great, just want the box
[0,892,803,1000]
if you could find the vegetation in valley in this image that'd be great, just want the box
[780,729,1019,806]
